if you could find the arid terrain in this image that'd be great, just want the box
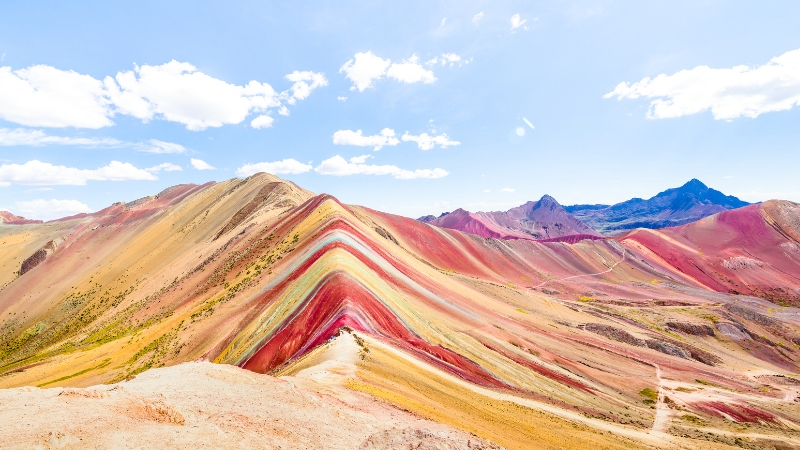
[1,173,799,449]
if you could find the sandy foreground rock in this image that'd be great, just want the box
[0,361,501,449]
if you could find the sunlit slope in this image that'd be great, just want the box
[0,173,313,386]
[1,175,799,449]
[620,201,800,306]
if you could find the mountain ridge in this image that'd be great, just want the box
[1,173,798,449]
[420,195,601,240]
[565,179,749,234]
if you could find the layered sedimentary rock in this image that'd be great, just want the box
[0,173,799,449]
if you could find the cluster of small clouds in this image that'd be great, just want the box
[315,155,447,179]
[471,12,531,31]
[236,154,447,180]
[425,53,472,68]
[605,47,800,120]
[340,51,470,91]
[332,128,460,151]
[0,61,327,130]
[236,159,313,177]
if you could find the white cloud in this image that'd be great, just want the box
[349,154,372,163]
[341,52,440,91]
[0,160,156,186]
[604,48,800,120]
[426,53,468,68]
[314,155,448,179]
[145,163,182,173]
[15,199,92,221]
[282,71,328,104]
[332,128,399,151]
[0,128,122,147]
[386,54,437,84]
[0,128,189,155]
[108,61,284,131]
[440,18,447,27]
[0,65,113,128]
[339,52,392,92]
[137,139,186,154]
[502,188,515,192]
[473,12,485,24]
[510,14,527,31]
[484,189,491,192]
[337,96,347,101]
[0,61,325,130]
[235,159,312,176]
[441,53,461,66]
[190,158,215,170]
[401,132,460,150]
[250,115,274,129]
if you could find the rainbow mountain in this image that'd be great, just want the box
[1,173,799,449]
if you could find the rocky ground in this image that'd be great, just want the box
[0,361,501,449]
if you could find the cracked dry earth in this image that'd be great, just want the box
[0,362,501,449]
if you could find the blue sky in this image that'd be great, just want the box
[1,1,799,220]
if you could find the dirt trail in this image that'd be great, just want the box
[651,364,669,434]
[533,242,627,289]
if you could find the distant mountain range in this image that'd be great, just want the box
[418,195,600,240]
[565,179,749,234]
[419,179,750,239]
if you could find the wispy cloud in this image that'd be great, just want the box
[0,128,123,147]
[0,128,188,155]
[333,128,399,151]
[136,139,186,154]
[314,155,447,179]
[235,159,312,176]
[145,163,182,173]
[425,53,471,68]
[472,12,484,24]
[0,160,156,186]
[401,132,460,150]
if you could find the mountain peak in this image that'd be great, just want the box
[678,178,708,193]
[538,194,559,205]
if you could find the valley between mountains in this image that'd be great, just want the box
[1,173,799,449]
